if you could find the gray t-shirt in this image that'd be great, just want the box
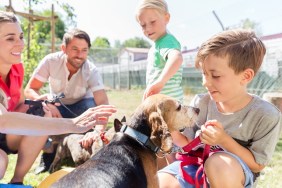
[183,93,281,165]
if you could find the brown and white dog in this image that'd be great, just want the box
[51,94,199,188]
[49,127,117,173]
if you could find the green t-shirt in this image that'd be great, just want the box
[146,33,183,102]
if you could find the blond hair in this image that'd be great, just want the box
[195,29,266,75]
[135,0,169,19]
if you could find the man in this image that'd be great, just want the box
[24,28,109,173]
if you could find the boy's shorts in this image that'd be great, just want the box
[158,151,254,188]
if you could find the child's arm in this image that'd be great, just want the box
[201,120,265,172]
[170,130,192,147]
[143,49,183,100]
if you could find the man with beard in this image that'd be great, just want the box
[24,28,109,174]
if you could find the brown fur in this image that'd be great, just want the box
[49,127,116,173]
[51,94,199,188]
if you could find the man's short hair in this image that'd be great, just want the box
[62,28,91,48]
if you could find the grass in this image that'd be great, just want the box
[0,89,281,187]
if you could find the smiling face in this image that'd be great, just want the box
[62,37,89,71]
[137,8,169,42]
[0,22,24,66]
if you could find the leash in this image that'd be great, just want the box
[53,93,78,117]
[56,97,78,117]
[176,124,215,188]
[25,93,78,118]
[176,137,210,188]
[120,124,159,153]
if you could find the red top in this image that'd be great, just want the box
[0,63,24,111]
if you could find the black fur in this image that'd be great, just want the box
[51,118,152,188]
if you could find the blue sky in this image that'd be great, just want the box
[3,0,282,49]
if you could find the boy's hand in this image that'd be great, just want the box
[142,81,164,101]
[200,120,228,146]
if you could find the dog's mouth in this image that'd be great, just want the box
[178,111,200,132]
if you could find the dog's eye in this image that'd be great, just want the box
[176,104,181,111]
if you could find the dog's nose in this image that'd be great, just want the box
[194,108,200,115]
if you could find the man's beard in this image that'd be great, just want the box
[68,57,85,69]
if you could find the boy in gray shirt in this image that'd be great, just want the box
[158,29,281,188]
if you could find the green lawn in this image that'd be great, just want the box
[0,89,281,187]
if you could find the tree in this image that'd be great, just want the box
[34,10,66,43]
[90,37,116,64]
[240,18,262,36]
[22,0,76,28]
[18,0,77,86]
[122,37,151,48]
[226,18,263,37]
[92,37,111,48]
[21,18,45,87]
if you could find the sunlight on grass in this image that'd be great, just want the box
[257,135,282,188]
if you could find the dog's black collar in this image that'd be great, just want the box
[120,124,159,153]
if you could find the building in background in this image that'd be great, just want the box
[98,32,282,94]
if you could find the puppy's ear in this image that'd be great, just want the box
[149,111,173,153]
[121,116,126,123]
[114,119,122,132]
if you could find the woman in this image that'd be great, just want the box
[0,10,116,184]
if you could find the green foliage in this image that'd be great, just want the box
[21,0,76,28]
[122,37,151,48]
[226,18,263,37]
[17,1,72,86]
[90,37,117,64]
[34,10,66,42]
[23,0,44,5]
[55,1,77,27]
[92,37,111,48]
[21,20,45,87]
[240,18,263,36]
[89,47,119,65]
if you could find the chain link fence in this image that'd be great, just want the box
[93,47,282,98]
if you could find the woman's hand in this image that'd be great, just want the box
[42,103,62,118]
[72,105,116,133]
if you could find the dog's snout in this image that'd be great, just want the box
[194,108,200,115]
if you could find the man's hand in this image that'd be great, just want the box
[45,103,62,118]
